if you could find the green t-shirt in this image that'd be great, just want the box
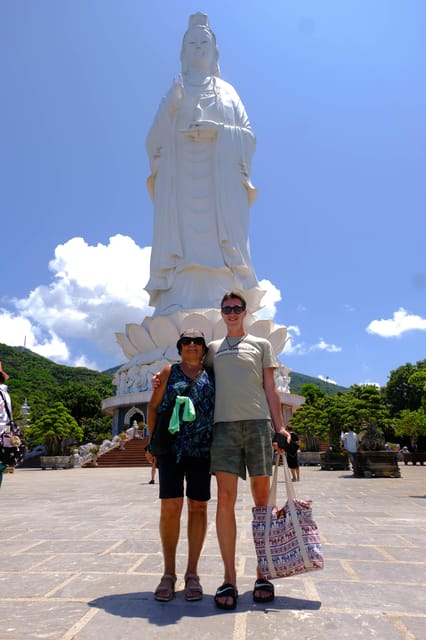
[205,333,277,423]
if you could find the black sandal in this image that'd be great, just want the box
[253,578,275,603]
[214,583,238,610]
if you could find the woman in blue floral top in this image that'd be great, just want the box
[147,329,214,603]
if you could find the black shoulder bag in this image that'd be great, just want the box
[0,390,27,467]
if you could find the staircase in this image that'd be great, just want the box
[88,437,151,468]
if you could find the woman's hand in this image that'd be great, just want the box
[272,429,291,452]
[152,372,161,390]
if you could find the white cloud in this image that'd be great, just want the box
[254,279,282,319]
[284,329,341,356]
[3,235,153,367]
[0,238,289,369]
[1,235,346,371]
[0,309,70,361]
[311,338,342,353]
[366,307,426,337]
[283,325,304,354]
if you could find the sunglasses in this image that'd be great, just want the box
[180,337,205,346]
[221,305,244,315]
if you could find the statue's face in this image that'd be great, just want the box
[182,26,215,71]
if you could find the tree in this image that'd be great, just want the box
[299,384,327,406]
[383,360,426,416]
[58,382,113,442]
[341,385,391,450]
[80,415,114,444]
[28,402,83,456]
[323,392,353,448]
[392,409,426,451]
[408,369,426,409]
[289,403,329,451]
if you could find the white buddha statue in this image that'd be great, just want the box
[145,12,265,315]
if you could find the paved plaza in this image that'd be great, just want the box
[0,462,425,640]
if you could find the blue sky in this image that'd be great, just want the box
[1,0,425,388]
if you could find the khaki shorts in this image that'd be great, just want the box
[210,420,274,480]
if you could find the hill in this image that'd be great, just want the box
[0,344,112,390]
[289,370,348,395]
[0,343,114,420]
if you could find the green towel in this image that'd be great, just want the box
[168,396,196,434]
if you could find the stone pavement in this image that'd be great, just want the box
[0,463,425,640]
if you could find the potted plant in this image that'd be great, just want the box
[28,402,83,470]
[88,445,100,467]
[320,421,349,471]
[288,397,329,466]
[391,408,426,466]
[118,431,128,450]
[355,419,401,478]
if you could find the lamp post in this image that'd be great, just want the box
[324,376,329,394]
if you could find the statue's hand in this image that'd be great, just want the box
[180,121,218,142]
[191,120,219,130]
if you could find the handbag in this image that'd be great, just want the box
[0,390,26,467]
[149,372,201,456]
[252,454,324,580]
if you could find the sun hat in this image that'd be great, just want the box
[176,329,208,351]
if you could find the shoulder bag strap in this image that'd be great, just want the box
[181,369,204,397]
[266,454,313,571]
[0,389,13,423]
[281,454,314,569]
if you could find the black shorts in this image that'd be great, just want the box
[157,455,211,501]
[286,452,299,469]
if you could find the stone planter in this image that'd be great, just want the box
[298,451,321,466]
[40,456,75,470]
[320,451,349,471]
[402,452,426,466]
[355,451,401,478]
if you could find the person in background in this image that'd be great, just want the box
[146,330,215,603]
[205,291,290,609]
[286,425,301,481]
[149,457,157,485]
[0,362,14,484]
[342,426,360,476]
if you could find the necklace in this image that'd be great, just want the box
[225,335,245,350]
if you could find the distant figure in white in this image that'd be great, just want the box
[146,12,264,315]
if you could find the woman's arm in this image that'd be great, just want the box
[146,365,172,459]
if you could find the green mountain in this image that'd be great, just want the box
[289,370,348,395]
[0,343,114,421]
[0,344,112,390]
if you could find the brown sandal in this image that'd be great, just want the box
[154,573,176,602]
[184,573,203,601]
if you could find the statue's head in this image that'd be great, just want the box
[180,12,220,77]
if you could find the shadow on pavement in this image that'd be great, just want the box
[88,592,321,624]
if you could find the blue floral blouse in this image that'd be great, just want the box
[157,364,215,461]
